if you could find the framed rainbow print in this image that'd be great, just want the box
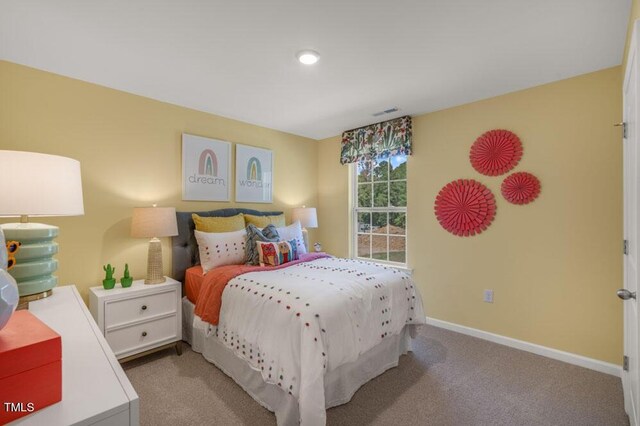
[182,133,231,201]
[235,144,273,203]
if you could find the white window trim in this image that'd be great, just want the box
[350,159,408,268]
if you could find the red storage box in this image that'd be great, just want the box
[0,310,62,424]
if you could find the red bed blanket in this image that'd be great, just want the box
[193,252,331,325]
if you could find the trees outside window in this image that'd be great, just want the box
[354,155,407,264]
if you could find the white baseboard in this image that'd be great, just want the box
[425,316,622,377]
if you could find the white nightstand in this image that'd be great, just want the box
[89,277,182,362]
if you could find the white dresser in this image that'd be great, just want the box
[10,285,139,426]
[89,278,182,361]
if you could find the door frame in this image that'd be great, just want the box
[623,19,640,426]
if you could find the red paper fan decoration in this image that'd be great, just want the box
[470,129,523,176]
[434,179,496,237]
[501,172,541,205]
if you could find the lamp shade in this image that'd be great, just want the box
[0,151,84,217]
[131,207,178,238]
[292,207,318,228]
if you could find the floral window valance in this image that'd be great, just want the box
[340,115,412,164]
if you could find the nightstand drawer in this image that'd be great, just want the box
[106,314,178,356]
[105,288,177,328]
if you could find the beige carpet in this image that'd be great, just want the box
[123,325,629,425]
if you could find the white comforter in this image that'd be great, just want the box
[215,257,425,425]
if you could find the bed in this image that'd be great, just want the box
[172,208,425,425]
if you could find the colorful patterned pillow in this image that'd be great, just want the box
[245,224,280,265]
[278,239,299,264]
[195,229,247,274]
[276,221,307,254]
[244,213,286,228]
[257,239,299,267]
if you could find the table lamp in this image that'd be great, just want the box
[292,206,318,252]
[0,150,84,304]
[131,206,178,284]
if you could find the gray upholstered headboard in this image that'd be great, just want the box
[171,208,283,282]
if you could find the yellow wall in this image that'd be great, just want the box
[318,67,623,364]
[0,58,624,363]
[317,136,351,257]
[0,60,318,302]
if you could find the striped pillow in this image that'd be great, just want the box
[245,224,280,265]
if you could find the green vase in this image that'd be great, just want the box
[102,279,116,290]
[120,277,133,288]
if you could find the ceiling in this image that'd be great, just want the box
[0,0,631,140]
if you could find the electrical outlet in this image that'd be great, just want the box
[483,289,494,303]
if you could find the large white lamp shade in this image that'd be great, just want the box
[0,151,84,217]
[292,207,318,229]
[292,206,318,252]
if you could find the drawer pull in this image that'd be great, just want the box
[142,331,148,337]
[141,305,148,311]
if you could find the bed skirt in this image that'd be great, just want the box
[182,297,415,425]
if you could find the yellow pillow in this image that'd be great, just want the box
[192,213,245,233]
[244,213,286,228]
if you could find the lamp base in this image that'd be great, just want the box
[0,223,59,297]
[301,228,310,253]
[144,238,166,285]
[17,289,53,310]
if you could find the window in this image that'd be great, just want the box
[353,154,407,265]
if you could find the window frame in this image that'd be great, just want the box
[351,155,408,267]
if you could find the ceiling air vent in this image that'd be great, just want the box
[372,107,399,117]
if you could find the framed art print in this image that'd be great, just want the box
[182,133,231,201]
[235,144,273,203]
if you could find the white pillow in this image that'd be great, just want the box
[276,221,307,255]
[195,229,247,274]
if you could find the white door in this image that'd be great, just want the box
[622,20,640,426]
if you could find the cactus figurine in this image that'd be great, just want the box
[121,263,133,288]
[102,264,116,289]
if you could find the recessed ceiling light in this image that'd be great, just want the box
[296,50,320,65]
